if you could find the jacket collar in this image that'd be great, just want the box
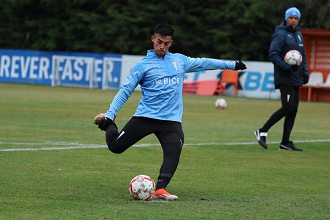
[147,49,172,59]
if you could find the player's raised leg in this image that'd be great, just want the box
[106,117,154,154]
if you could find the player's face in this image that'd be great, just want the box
[151,34,172,57]
[286,15,299,29]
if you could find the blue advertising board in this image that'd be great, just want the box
[0,49,53,85]
[0,49,122,89]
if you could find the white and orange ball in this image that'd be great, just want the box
[129,175,155,200]
[215,98,227,110]
[284,50,302,65]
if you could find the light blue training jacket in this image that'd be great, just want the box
[106,49,235,123]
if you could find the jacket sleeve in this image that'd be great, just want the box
[105,64,144,120]
[269,31,291,71]
[183,56,235,73]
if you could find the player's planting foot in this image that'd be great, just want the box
[279,141,303,151]
[254,129,268,149]
[153,188,178,201]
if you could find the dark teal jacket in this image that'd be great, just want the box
[269,21,309,89]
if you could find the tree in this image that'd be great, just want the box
[0,0,328,61]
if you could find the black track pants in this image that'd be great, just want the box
[261,85,299,144]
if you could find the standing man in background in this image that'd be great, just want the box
[254,7,309,151]
[94,24,247,200]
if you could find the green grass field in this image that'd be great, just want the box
[0,83,329,219]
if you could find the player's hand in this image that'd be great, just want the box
[234,61,247,70]
[303,75,309,84]
[290,65,298,72]
[98,117,113,131]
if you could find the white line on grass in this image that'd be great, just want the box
[0,139,329,152]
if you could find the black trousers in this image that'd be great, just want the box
[261,85,299,144]
[105,116,184,190]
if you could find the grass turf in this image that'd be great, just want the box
[0,83,329,219]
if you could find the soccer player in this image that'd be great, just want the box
[254,7,309,151]
[95,24,247,200]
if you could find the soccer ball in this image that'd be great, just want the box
[215,98,227,110]
[129,175,155,201]
[284,50,302,65]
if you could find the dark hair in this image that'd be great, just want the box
[154,24,174,37]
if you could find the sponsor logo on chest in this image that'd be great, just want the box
[156,77,180,85]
